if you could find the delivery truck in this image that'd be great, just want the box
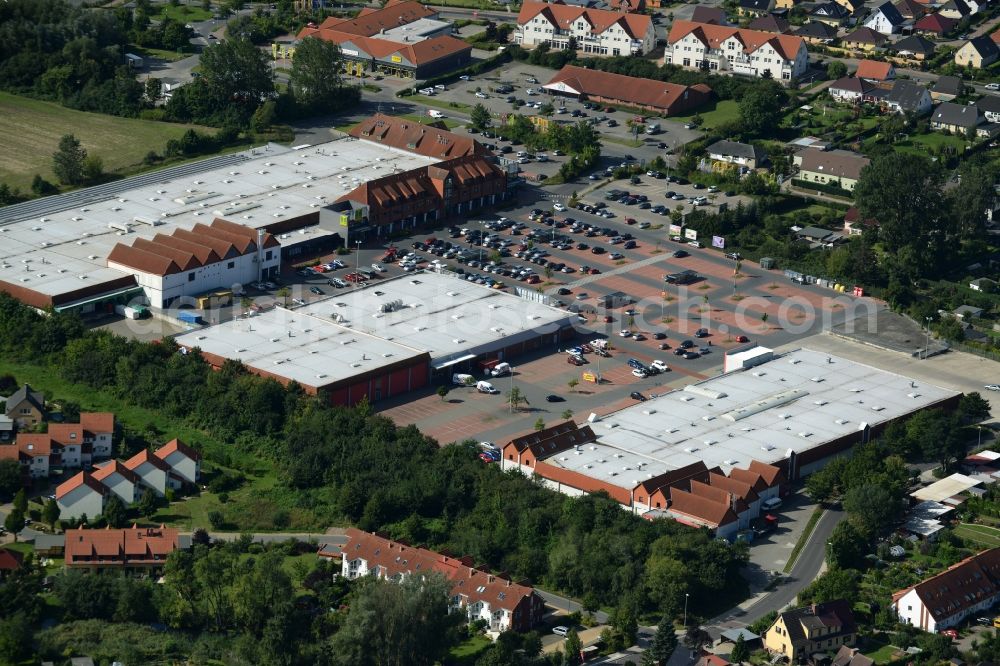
[452,373,474,386]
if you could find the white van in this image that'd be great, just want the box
[762,497,783,511]
[477,381,499,394]
[452,373,474,386]
[490,362,511,377]
[428,109,445,119]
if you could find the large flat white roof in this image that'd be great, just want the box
[544,348,958,491]
[174,307,427,390]
[0,138,436,298]
[911,473,982,503]
[379,18,452,43]
[296,271,577,364]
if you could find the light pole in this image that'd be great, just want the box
[355,240,362,273]
[925,316,932,359]
[683,592,689,628]
[509,366,516,413]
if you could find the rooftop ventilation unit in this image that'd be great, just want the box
[871,405,885,411]
[907,392,921,398]
[835,418,848,425]
[702,415,715,421]
[704,439,716,446]
[814,400,828,406]
[174,191,218,205]
[683,446,698,453]
[642,409,656,415]
[761,444,775,451]
[789,358,801,364]
[798,431,812,437]
[811,377,824,383]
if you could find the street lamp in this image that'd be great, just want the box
[683,592,690,628]
[509,366,516,413]
[925,316,932,359]
[355,240,362,273]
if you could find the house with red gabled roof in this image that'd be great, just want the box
[855,59,895,81]
[664,21,809,82]
[892,548,1000,631]
[666,487,740,538]
[79,413,115,460]
[515,2,656,56]
[56,471,108,521]
[914,12,958,36]
[153,439,201,486]
[14,433,59,478]
[340,529,546,632]
[64,526,184,572]
[0,549,22,578]
[123,449,172,497]
[48,424,87,469]
[92,460,141,505]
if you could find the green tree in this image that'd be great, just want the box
[568,378,579,392]
[470,103,491,131]
[826,520,867,570]
[906,409,964,469]
[650,616,678,666]
[52,134,87,185]
[208,510,225,530]
[42,498,60,529]
[508,385,525,412]
[199,38,274,118]
[12,489,26,515]
[137,488,159,517]
[959,392,991,423]
[826,60,847,79]
[0,612,32,664]
[5,508,24,542]
[82,154,104,183]
[437,385,448,401]
[564,629,583,666]
[534,417,545,431]
[289,36,346,112]
[843,482,900,536]
[645,554,687,618]
[731,633,750,664]
[798,568,861,606]
[103,494,128,528]
[0,461,22,502]
[251,99,277,133]
[737,81,786,136]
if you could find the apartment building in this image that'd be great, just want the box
[892,548,1000,631]
[665,21,809,81]
[515,2,656,56]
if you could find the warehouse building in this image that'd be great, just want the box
[0,114,508,315]
[175,271,576,405]
[501,348,959,521]
[543,65,713,116]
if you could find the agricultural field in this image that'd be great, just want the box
[0,92,212,191]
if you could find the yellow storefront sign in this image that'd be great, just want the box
[582,372,596,383]
[339,214,349,227]
[391,55,402,63]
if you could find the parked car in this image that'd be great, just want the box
[629,391,646,401]
[546,394,565,402]
[762,497,783,511]
[553,626,569,637]
[309,286,324,295]
[735,335,750,343]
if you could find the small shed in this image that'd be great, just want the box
[719,627,761,648]
[953,304,984,319]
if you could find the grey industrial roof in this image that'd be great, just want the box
[378,17,452,44]
[541,348,957,492]
[0,139,437,299]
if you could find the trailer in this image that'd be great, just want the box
[177,311,202,325]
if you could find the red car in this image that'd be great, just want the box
[603,315,614,323]
[526,275,541,284]
[625,217,637,225]
[312,265,327,273]
[478,453,495,464]
[735,335,750,343]
[940,629,958,640]
[589,268,601,275]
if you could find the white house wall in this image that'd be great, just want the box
[58,486,105,521]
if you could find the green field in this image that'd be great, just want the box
[0,92,213,191]
[670,99,740,129]
[955,523,1000,547]
[154,4,214,22]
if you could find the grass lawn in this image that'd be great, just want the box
[863,640,900,665]
[449,635,492,664]
[131,46,194,62]
[895,132,971,155]
[955,523,1000,547]
[670,99,740,129]
[154,5,213,22]
[0,92,214,191]
[150,465,281,531]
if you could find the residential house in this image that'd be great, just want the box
[795,21,839,43]
[749,14,792,32]
[914,12,957,35]
[977,95,1000,123]
[829,76,878,103]
[64,526,184,572]
[811,1,852,25]
[15,434,58,478]
[970,277,997,292]
[542,65,714,116]
[3,384,46,428]
[842,27,889,51]
[795,148,871,191]
[892,548,1000,631]
[884,79,932,115]
[843,207,878,235]
[894,0,928,19]
[690,6,729,24]
[832,646,875,666]
[665,487,740,538]
[738,0,774,17]
[939,0,973,18]
[833,0,865,14]
[664,21,810,82]
[92,460,141,505]
[696,656,732,666]
[856,59,895,81]
[891,34,936,60]
[0,549,22,579]
[79,413,115,460]
[953,304,984,320]
[708,471,763,516]
[706,140,767,170]
[931,102,982,133]
[153,438,202,487]
[956,36,1000,68]
[48,424,87,469]
[776,0,807,10]
[931,75,964,101]
[741,460,787,499]
[763,600,858,662]
[123,449,171,497]
[689,480,755,529]
[864,1,906,34]
[0,415,12,443]
[514,2,656,56]
[992,27,1000,44]
[56,472,108,522]
[340,528,546,632]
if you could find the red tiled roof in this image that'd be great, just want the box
[17,433,56,456]
[56,471,107,500]
[92,460,140,485]
[914,13,957,33]
[297,27,471,66]
[64,526,181,566]
[154,438,202,463]
[315,0,435,37]
[894,0,928,18]
[748,460,786,487]
[0,446,28,463]
[709,471,760,503]
[669,487,738,527]
[855,59,894,80]
[894,548,1000,622]
[667,20,805,60]
[517,2,652,40]
[543,65,713,114]
[124,449,171,473]
[342,528,541,614]
[992,28,1000,44]
[48,424,84,446]
[350,113,484,158]
[79,412,115,434]
[0,549,22,571]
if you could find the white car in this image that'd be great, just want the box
[651,360,669,372]
[986,384,1000,391]
[553,202,566,212]
[553,626,569,637]
[619,330,632,337]
[475,91,488,99]
[459,75,471,81]
[762,497,783,511]
[632,368,647,378]
[371,263,386,272]
[987,83,1000,91]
